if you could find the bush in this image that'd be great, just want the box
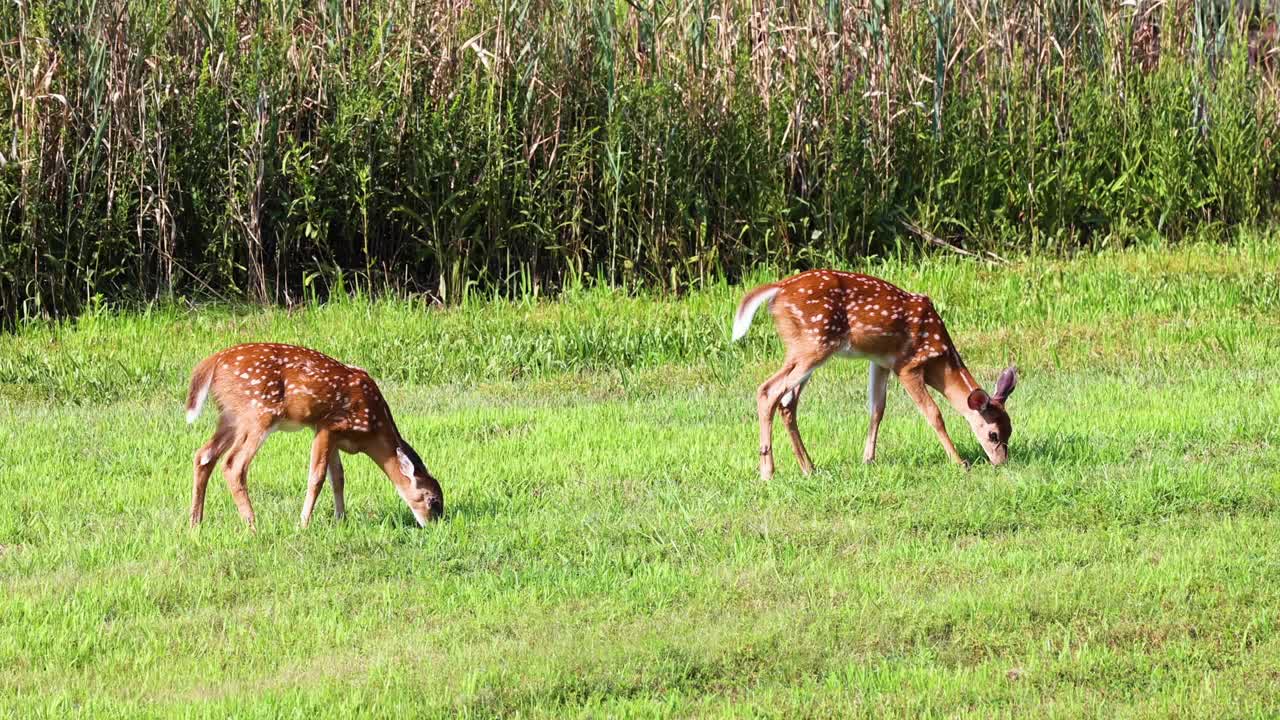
[2,0,1279,323]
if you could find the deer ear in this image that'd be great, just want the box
[993,366,1018,403]
[967,389,990,412]
[396,447,416,479]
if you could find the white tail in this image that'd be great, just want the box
[185,358,215,423]
[185,343,443,529]
[741,270,1019,479]
[732,284,781,341]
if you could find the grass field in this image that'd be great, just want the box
[2,239,1280,717]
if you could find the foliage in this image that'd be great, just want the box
[3,0,1280,323]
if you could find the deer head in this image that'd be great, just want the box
[965,366,1019,465]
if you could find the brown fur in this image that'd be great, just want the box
[185,343,443,528]
[734,270,1018,477]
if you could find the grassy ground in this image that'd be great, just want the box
[2,239,1280,717]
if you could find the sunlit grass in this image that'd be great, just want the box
[2,240,1279,716]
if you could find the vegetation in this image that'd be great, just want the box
[2,239,1279,716]
[4,0,1280,324]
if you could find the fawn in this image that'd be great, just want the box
[185,343,444,528]
[733,270,1018,478]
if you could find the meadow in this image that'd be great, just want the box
[2,237,1279,716]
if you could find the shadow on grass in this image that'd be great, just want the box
[373,492,514,528]
[823,431,1095,473]
[1005,433,1095,465]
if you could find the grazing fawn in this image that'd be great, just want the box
[185,343,444,528]
[733,270,1018,478]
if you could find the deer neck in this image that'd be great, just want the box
[928,351,983,419]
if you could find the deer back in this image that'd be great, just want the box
[767,270,956,371]
[206,343,394,435]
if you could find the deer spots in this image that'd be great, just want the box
[919,346,944,361]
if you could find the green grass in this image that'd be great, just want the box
[2,238,1280,717]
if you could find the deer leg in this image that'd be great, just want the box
[328,449,346,520]
[756,361,797,481]
[222,424,269,528]
[897,370,968,467]
[299,430,332,527]
[190,419,234,526]
[863,363,890,464]
[778,377,814,475]
[758,359,824,480]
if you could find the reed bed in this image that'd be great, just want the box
[2,0,1279,323]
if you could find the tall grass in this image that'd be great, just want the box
[3,0,1280,324]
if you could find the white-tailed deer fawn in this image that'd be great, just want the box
[185,343,444,528]
[733,270,1018,478]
